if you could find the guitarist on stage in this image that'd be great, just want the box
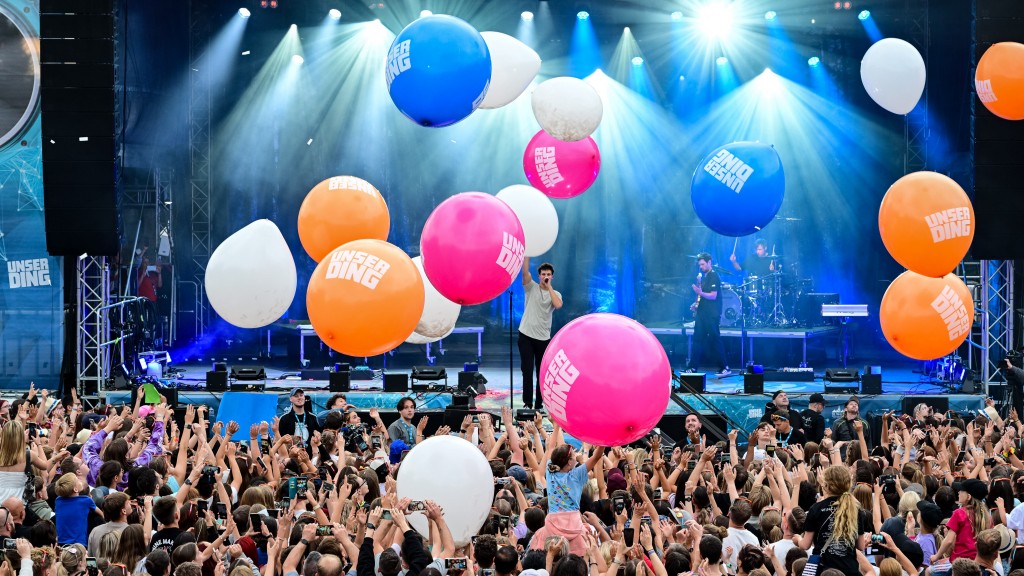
[688,253,730,378]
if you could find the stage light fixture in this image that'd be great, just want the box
[858,10,870,19]
[521,10,533,20]
[696,1,735,40]
[329,8,341,19]
[679,75,686,81]
[670,11,683,21]
[269,0,278,7]
[577,11,589,20]
[260,0,267,7]
[631,56,643,66]
[844,1,852,8]
[292,54,304,65]
[808,56,820,66]
[833,1,841,9]
[764,10,777,20]
[420,9,432,17]
[238,7,251,18]
[716,56,728,66]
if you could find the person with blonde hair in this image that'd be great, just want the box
[0,420,52,503]
[55,472,98,547]
[931,479,990,563]
[56,544,87,576]
[799,465,870,575]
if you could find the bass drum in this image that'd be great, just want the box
[719,287,742,327]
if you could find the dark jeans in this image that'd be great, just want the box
[691,312,725,371]
[518,332,550,408]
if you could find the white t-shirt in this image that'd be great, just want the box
[773,538,797,567]
[723,526,759,567]
[518,278,560,341]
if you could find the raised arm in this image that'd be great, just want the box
[522,256,533,286]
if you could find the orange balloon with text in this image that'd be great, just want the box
[976,42,1024,121]
[880,271,974,361]
[298,176,391,263]
[307,239,424,357]
[878,171,974,278]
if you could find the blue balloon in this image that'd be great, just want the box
[386,15,491,127]
[690,142,786,237]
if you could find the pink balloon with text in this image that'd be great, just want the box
[420,192,526,306]
[523,130,601,199]
[540,313,671,446]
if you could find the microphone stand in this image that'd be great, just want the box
[508,289,514,411]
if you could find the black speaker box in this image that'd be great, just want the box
[329,371,350,392]
[861,374,882,395]
[825,368,859,382]
[384,373,408,393]
[458,371,487,395]
[206,371,227,392]
[901,396,949,416]
[744,373,764,394]
[451,394,476,409]
[300,370,330,380]
[230,366,266,381]
[676,373,707,393]
[213,363,228,373]
[412,366,447,381]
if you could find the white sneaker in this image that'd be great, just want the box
[716,368,732,378]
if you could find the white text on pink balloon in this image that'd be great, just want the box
[543,348,579,422]
[495,232,525,278]
[534,147,564,188]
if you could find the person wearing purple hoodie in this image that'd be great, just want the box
[80,404,167,489]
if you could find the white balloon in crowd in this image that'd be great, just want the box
[205,219,296,329]
[860,38,927,115]
[479,32,542,110]
[396,435,494,546]
[404,256,461,344]
[531,77,604,142]
[495,185,559,257]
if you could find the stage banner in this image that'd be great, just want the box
[0,1,62,390]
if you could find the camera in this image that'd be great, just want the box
[343,425,369,453]
[720,452,731,464]
[407,501,427,512]
[371,435,382,450]
[296,477,308,499]
[481,570,496,576]
[202,465,220,476]
[985,457,997,467]
[879,474,897,492]
[871,534,885,544]
[653,488,663,501]
[612,496,626,514]
[495,478,512,485]
[498,515,510,531]
[86,558,99,576]
[640,515,652,528]
[765,445,776,457]
[623,528,635,547]
[316,524,334,536]
[445,558,468,572]
[382,510,393,521]
[1,539,13,551]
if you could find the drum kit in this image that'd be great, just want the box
[688,253,813,328]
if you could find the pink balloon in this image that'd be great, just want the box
[540,314,670,446]
[523,130,601,199]
[421,192,526,306]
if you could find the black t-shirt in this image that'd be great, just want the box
[801,409,826,443]
[150,527,184,553]
[743,256,773,277]
[775,428,806,449]
[697,270,722,318]
[805,496,870,575]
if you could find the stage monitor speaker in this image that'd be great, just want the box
[744,373,764,394]
[825,368,859,382]
[230,366,266,381]
[384,373,408,393]
[206,371,227,392]
[676,373,706,393]
[901,396,949,416]
[451,394,476,409]
[411,366,447,381]
[861,373,882,395]
[458,371,487,395]
[329,371,350,392]
[40,1,123,256]
[213,363,228,373]
[962,370,977,394]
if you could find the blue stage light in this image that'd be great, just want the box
[238,7,251,18]
[671,11,683,21]
[329,8,341,20]
[807,56,820,66]
[577,11,589,20]
[631,56,643,66]
[716,56,729,66]
[764,10,777,21]
[521,11,533,21]
[858,10,870,20]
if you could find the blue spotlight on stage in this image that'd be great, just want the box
[764,10,777,21]
[521,11,533,21]
[696,2,734,40]
[571,9,601,77]
[631,56,643,66]
[420,9,432,17]
[291,54,304,65]
[577,11,589,20]
[857,10,882,41]
[328,8,341,19]
[716,56,729,66]
[238,7,251,18]
[858,10,870,20]
[671,11,683,21]
[808,56,820,66]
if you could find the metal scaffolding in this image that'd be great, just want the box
[188,0,211,339]
[981,260,1015,387]
[77,256,110,395]
[904,0,929,174]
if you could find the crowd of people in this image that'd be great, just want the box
[0,383,1022,576]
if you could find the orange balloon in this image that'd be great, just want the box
[976,42,1024,120]
[307,239,424,357]
[880,271,974,361]
[878,171,974,278]
[298,176,390,263]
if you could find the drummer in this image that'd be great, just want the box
[729,238,776,277]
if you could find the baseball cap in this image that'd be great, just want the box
[290,388,305,397]
[809,393,826,405]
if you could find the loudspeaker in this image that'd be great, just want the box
[206,371,227,392]
[411,366,447,381]
[458,371,487,395]
[213,363,228,373]
[962,370,977,394]
[825,368,859,382]
[329,371,350,392]
[861,373,882,395]
[676,373,706,393]
[744,373,764,394]
[451,394,476,409]
[230,366,266,381]
[300,370,330,380]
[901,396,949,416]
[40,0,123,256]
[384,373,408,393]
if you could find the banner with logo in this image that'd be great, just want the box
[0,1,62,390]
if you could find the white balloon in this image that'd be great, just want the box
[532,77,603,142]
[397,435,493,546]
[205,220,296,329]
[495,185,559,257]
[860,38,926,115]
[479,32,542,110]
[404,256,461,344]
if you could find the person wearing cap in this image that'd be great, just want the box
[932,479,990,563]
[914,500,942,566]
[771,410,806,449]
[278,388,321,447]
[830,396,870,446]
[801,394,827,444]
[761,391,796,425]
